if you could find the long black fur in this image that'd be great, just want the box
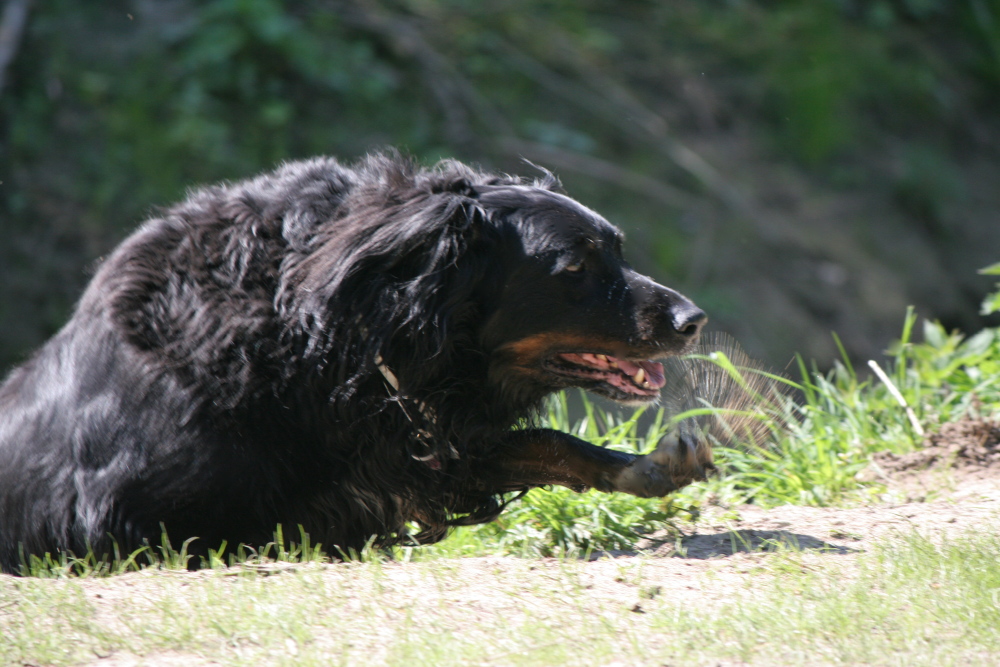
[0,153,704,571]
[0,155,550,568]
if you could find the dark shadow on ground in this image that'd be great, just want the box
[669,529,857,559]
[587,529,859,560]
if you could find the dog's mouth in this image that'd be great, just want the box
[543,352,667,401]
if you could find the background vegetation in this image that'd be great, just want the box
[2,0,1000,371]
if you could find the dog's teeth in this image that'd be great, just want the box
[634,368,646,385]
[596,354,608,362]
[608,359,618,368]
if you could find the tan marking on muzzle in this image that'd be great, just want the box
[497,332,632,367]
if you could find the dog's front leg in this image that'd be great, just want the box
[479,428,713,498]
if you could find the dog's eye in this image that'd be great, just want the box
[563,259,585,273]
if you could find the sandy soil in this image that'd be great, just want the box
[639,459,1000,562]
[18,418,1000,666]
[593,416,1000,598]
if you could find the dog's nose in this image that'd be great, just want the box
[672,304,707,337]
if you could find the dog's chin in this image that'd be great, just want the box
[541,351,666,405]
[582,383,663,407]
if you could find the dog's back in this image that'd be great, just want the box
[0,158,361,570]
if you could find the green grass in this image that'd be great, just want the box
[659,530,1000,665]
[13,525,331,579]
[708,308,1000,508]
[3,527,999,666]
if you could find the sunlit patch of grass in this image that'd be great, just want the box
[4,525,1000,666]
[715,308,1000,507]
[656,529,1000,666]
[15,525,331,579]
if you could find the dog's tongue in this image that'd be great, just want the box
[559,353,668,391]
[616,358,667,389]
[562,353,666,389]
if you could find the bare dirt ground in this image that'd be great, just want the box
[590,416,1000,606]
[25,418,1000,666]
[651,417,1000,556]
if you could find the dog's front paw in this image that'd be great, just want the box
[611,429,715,498]
[611,453,679,497]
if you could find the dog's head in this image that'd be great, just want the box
[475,185,706,406]
[287,158,703,411]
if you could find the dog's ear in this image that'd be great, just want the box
[283,188,499,389]
[384,194,497,370]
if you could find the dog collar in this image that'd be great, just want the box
[374,355,459,462]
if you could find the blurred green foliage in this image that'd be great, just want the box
[2,0,1000,368]
[981,263,1000,315]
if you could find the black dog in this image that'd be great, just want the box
[0,153,708,571]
